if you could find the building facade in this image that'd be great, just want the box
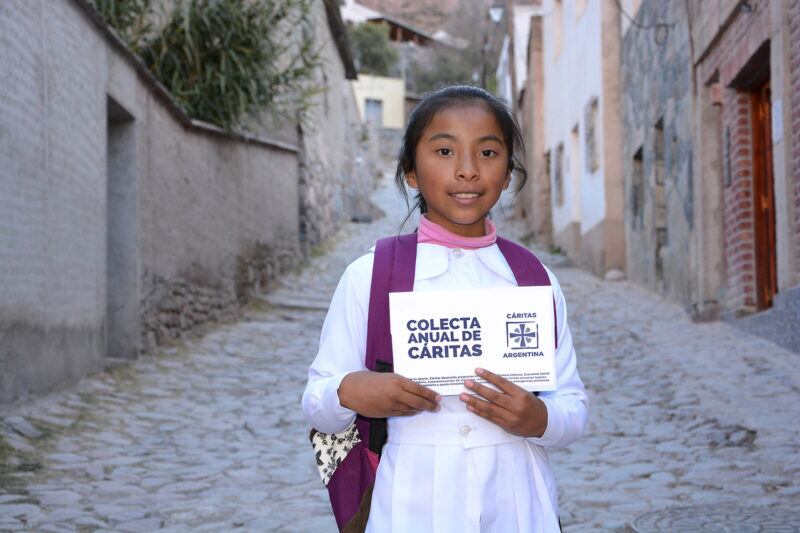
[516,14,552,246]
[621,0,800,351]
[521,0,625,277]
[689,0,800,350]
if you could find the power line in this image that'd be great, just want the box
[613,0,676,44]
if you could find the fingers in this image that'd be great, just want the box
[463,379,512,408]
[474,368,523,396]
[459,392,512,427]
[399,378,441,411]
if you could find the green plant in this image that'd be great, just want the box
[92,0,323,131]
[347,22,399,76]
[91,0,152,46]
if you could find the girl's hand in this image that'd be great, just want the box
[459,368,548,438]
[338,371,441,418]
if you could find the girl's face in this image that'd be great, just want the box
[405,103,511,238]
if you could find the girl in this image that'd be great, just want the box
[303,85,587,532]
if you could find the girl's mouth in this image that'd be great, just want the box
[450,192,482,206]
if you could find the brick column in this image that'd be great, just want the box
[722,92,758,311]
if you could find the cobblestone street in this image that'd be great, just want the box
[2,177,800,532]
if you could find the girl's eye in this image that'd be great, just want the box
[480,149,497,158]
[436,148,452,156]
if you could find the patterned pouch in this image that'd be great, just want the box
[310,423,361,486]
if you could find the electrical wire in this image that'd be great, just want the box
[614,0,676,44]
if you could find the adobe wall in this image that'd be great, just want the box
[0,0,330,401]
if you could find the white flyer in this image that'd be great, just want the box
[389,286,557,395]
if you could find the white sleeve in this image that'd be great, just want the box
[301,259,371,434]
[527,270,588,448]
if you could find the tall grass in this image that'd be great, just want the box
[92,0,322,131]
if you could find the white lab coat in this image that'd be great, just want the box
[303,242,588,533]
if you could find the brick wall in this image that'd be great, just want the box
[790,0,800,274]
[695,0,770,313]
[721,93,757,310]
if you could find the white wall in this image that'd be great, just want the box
[542,0,605,236]
[496,4,545,106]
[512,5,540,95]
[496,36,512,105]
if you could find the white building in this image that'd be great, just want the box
[496,2,543,107]
[518,0,625,276]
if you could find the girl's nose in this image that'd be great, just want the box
[456,154,478,180]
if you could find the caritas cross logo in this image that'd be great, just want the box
[506,322,539,350]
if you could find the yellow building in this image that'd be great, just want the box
[351,74,406,130]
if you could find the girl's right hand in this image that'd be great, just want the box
[338,371,441,418]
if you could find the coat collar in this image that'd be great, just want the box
[369,242,517,284]
[414,243,517,284]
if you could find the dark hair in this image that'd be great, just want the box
[394,84,528,221]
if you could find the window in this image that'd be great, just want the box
[654,118,665,185]
[653,119,668,283]
[544,150,551,183]
[723,126,732,187]
[570,124,580,200]
[554,143,565,206]
[670,134,678,177]
[365,98,383,127]
[584,97,599,172]
[631,147,644,229]
[654,118,667,229]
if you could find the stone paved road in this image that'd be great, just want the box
[1,176,799,532]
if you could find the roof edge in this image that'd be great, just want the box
[324,0,359,80]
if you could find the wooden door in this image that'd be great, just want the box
[751,82,777,309]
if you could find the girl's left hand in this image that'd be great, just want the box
[459,368,548,438]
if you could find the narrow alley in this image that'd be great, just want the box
[1,176,799,532]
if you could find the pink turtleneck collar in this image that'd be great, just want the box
[417,215,497,249]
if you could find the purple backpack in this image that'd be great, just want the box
[317,233,556,532]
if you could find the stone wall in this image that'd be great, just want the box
[296,1,380,250]
[135,109,300,353]
[621,0,694,304]
[0,0,365,402]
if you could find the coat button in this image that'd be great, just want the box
[460,425,472,438]
[452,248,464,258]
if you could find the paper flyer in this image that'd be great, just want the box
[389,286,557,395]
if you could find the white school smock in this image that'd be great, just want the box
[302,242,588,533]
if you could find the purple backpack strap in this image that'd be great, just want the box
[495,237,558,349]
[365,233,417,373]
[360,233,416,454]
[327,234,417,532]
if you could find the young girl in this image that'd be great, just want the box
[303,85,587,532]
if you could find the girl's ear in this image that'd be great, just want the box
[405,172,419,190]
[502,170,512,190]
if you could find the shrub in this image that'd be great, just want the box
[92,0,322,131]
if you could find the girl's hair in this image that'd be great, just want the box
[394,84,528,219]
